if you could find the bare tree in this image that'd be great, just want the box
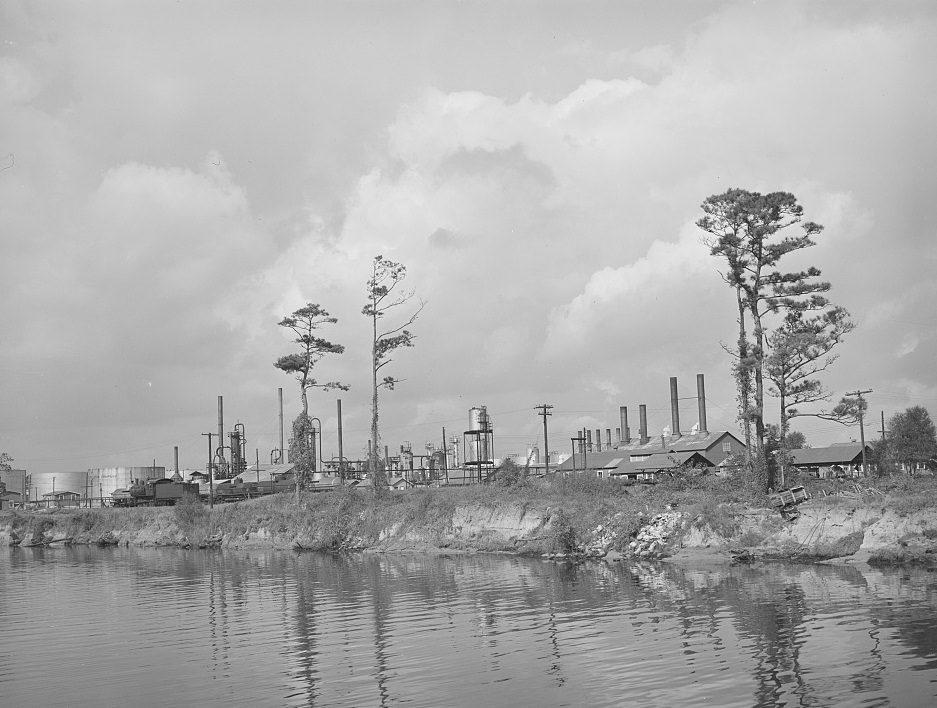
[362,255,423,492]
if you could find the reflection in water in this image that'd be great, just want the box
[2,547,937,707]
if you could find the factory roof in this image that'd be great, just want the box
[616,430,743,456]
[789,444,870,467]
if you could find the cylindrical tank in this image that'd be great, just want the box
[467,406,490,463]
[469,407,486,431]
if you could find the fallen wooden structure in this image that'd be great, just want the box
[769,485,809,520]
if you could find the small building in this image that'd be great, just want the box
[0,489,22,510]
[556,430,742,481]
[43,490,82,508]
[789,444,874,478]
[388,476,411,491]
[618,430,746,467]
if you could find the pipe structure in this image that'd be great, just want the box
[670,377,681,438]
[217,396,224,464]
[278,388,284,463]
[696,373,708,435]
[337,398,344,481]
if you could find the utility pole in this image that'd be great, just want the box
[534,404,553,476]
[201,432,214,509]
[571,431,587,476]
[847,389,873,474]
[441,427,449,484]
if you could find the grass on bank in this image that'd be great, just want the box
[4,471,935,556]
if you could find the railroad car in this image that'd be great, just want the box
[111,478,200,507]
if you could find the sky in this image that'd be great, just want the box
[2,0,936,477]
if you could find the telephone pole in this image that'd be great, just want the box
[847,389,873,474]
[201,432,214,509]
[534,404,553,476]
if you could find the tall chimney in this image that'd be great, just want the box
[670,377,681,438]
[697,373,708,435]
[639,404,649,444]
[337,398,344,477]
[606,429,612,449]
[595,428,602,453]
[586,429,593,452]
[620,406,631,444]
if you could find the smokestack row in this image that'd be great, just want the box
[616,373,707,448]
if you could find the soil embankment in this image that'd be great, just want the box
[3,487,936,566]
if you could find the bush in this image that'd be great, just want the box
[549,508,578,554]
[173,494,210,541]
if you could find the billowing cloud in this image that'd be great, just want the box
[1,1,935,475]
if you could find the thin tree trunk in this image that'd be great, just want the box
[749,301,768,493]
[735,286,754,475]
[369,292,386,493]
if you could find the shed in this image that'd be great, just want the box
[789,444,873,478]
[42,490,81,507]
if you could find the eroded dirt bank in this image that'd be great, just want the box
[3,494,936,566]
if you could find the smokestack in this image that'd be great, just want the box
[606,429,612,450]
[670,377,681,438]
[217,396,224,462]
[278,388,284,463]
[174,446,179,474]
[639,405,649,444]
[595,428,602,453]
[337,398,344,478]
[586,429,593,452]
[697,373,708,435]
[620,406,631,444]
[615,427,621,445]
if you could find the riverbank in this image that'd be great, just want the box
[3,475,936,565]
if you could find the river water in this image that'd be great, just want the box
[1,547,936,707]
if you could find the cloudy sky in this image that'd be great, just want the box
[2,0,935,476]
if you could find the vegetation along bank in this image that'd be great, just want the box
[3,474,937,567]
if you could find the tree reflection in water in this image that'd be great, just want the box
[5,547,937,708]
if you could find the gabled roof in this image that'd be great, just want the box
[789,444,870,466]
[632,450,715,471]
[234,463,296,483]
[617,430,743,457]
[313,474,343,487]
[555,450,623,472]
[556,449,714,475]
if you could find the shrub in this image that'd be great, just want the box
[549,508,578,554]
[173,494,210,541]
[737,529,766,547]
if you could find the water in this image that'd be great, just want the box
[2,548,936,707]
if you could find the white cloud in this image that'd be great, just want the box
[3,1,937,473]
